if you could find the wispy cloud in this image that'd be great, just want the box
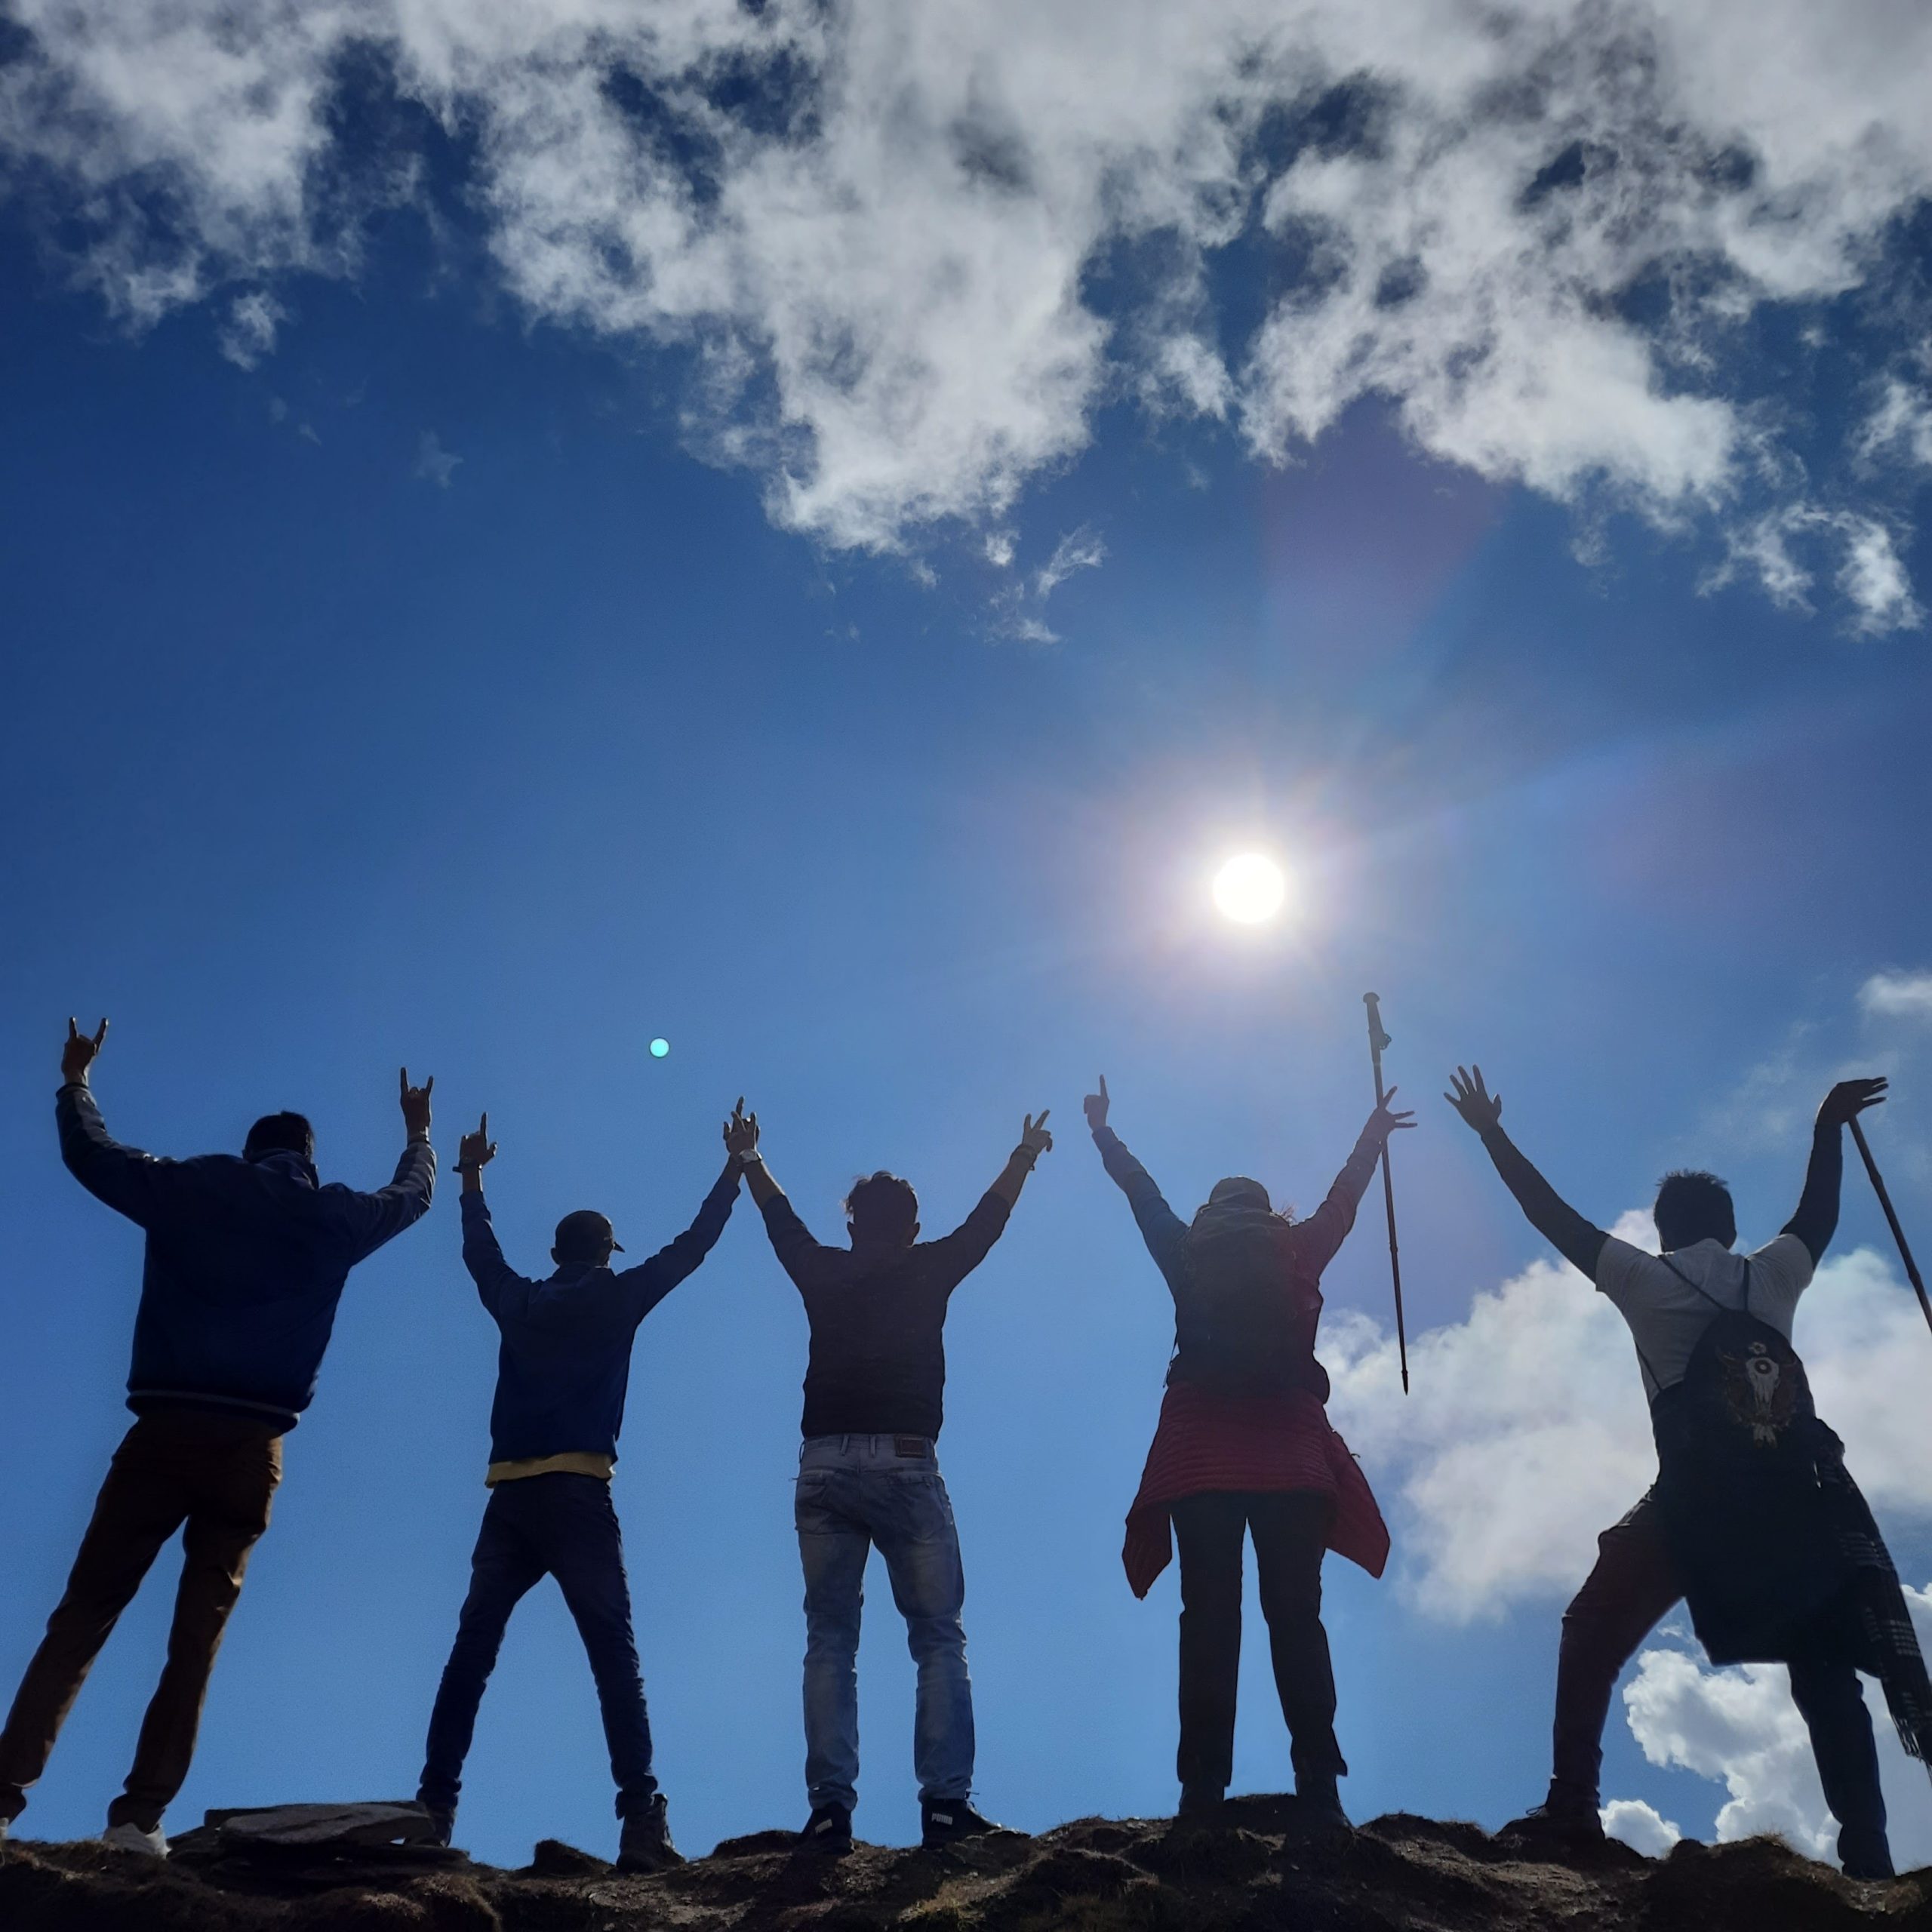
[991,525,1107,643]
[1861,972,1932,1023]
[414,429,461,489]
[217,290,286,371]
[4,2,1931,617]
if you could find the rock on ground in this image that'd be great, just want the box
[3,1795,1927,1930]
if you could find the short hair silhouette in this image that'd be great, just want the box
[1206,1175,1272,1212]
[1653,1170,1737,1252]
[553,1210,622,1266]
[244,1112,314,1163]
[844,1172,919,1242]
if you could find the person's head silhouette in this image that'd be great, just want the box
[844,1172,920,1249]
[1652,1169,1737,1252]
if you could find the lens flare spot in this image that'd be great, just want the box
[649,1038,671,1059]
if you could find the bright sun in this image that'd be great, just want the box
[1212,851,1289,924]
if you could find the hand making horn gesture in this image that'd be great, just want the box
[62,1017,109,1087]
[456,1112,497,1176]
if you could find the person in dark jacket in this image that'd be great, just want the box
[416,1101,757,1873]
[1088,1075,1410,1828]
[0,1019,435,1857]
[1445,1063,1901,1879]
[740,1109,1053,1855]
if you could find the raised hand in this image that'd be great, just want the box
[1020,1109,1054,1159]
[724,1097,760,1160]
[1368,1085,1417,1139]
[400,1066,434,1141]
[62,1017,108,1086]
[1083,1075,1109,1131]
[1819,1076,1887,1128]
[457,1112,497,1175]
[1444,1065,1503,1135]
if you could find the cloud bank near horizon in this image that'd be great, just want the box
[4,1,1930,624]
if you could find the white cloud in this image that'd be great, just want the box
[1861,372,1932,472]
[3,1,1931,609]
[1862,973,1932,1023]
[216,288,286,370]
[1033,527,1106,598]
[1327,1237,1932,1620]
[414,429,461,488]
[1620,1586,1932,1869]
[1600,1796,1681,1856]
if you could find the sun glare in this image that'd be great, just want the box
[1212,852,1288,924]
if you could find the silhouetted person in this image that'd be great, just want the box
[1447,1065,1918,1880]
[1088,1076,1409,1827]
[0,1020,435,1857]
[416,1102,755,1873]
[740,1109,1053,1854]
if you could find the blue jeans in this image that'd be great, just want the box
[419,1474,656,1820]
[795,1435,974,1812]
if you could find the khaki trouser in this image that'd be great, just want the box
[0,1409,281,1830]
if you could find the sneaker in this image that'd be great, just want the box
[420,1805,455,1850]
[616,1795,684,1875]
[1177,1783,1226,1820]
[921,1798,1006,1850]
[1500,1800,1605,1851]
[102,1821,168,1858]
[799,1804,854,1857]
[1296,1776,1352,1831]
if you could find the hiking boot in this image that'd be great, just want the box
[1839,1824,1895,1882]
[616,1795,683,1874]
[1177,1783,1226,1820]
[799,1804,854,1857]
[102,1820,168,1858]
[1500,1798,1605,1853]
[921,1798,1006,1850]
[1296,1775,1352,1831]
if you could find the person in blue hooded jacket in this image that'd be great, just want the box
[0,1019,436,1859]
[416,1100,758,1872]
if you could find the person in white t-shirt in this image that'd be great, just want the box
[1444,1064,1893,1878]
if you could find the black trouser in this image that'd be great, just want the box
[1553,1490,1886,1857]
[1171,1491,1343,1792]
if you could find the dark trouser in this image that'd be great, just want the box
[1553,1490,1887,1851]
[419,1474,656,1822]
[1171,1490,1344,1793]
[0,1411,282,1832]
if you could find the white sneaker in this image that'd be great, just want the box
[101,1820,168,1858]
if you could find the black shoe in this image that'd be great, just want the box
[617,1795,684,1874]
[419,1804,455,1849]
[1500,1799,1605,1851]
[800,1804,854,1857]
[921,1798,1005,1850]
[1839,1824,1895,1882]
[1177,1783,1226,1820]
[1296,1777,1352,1831]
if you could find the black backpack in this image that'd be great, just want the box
[1171,1202,1325,1398]
[1648,1258,1847,1664]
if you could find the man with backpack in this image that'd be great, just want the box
[416,1100,758,1872]
[739,1108,1054,1854]
[1444,1063,1922,1880]
[0,1020,436,1857]
[1087,1075,1410,1827]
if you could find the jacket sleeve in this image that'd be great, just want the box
[758,1190,841,1296]
[331,1140,438,1263]
[621,1168,741,1321]
[57,1084,171,1228]
[460,1190,534,1320]
[1291,1128,1385,1275]
[921,1189,1017,1293]
[1092,1124,1188,1289]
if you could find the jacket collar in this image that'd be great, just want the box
[247,1148,319,1189]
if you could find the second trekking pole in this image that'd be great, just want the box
[1363,992,1410,1394]
[1849,1118,1932,1340]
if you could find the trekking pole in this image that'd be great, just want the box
[1848,1118,1932,1340]
[1362,992,1410,1394]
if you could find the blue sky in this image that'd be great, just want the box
[3,0,1932,1872]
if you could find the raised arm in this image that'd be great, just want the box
[1084,1076,1189,1284]
[738,1118,841,1292]
[921,1111,1053,1283]
[334,1066,438,1260]
[55,1017,177,1226]
[454,1112,524,1317]
[622,1100,755,1320]
[1293,1089,1417,1274]
[1784,1077,1887,1264]
[1445,1065,1607,1278]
